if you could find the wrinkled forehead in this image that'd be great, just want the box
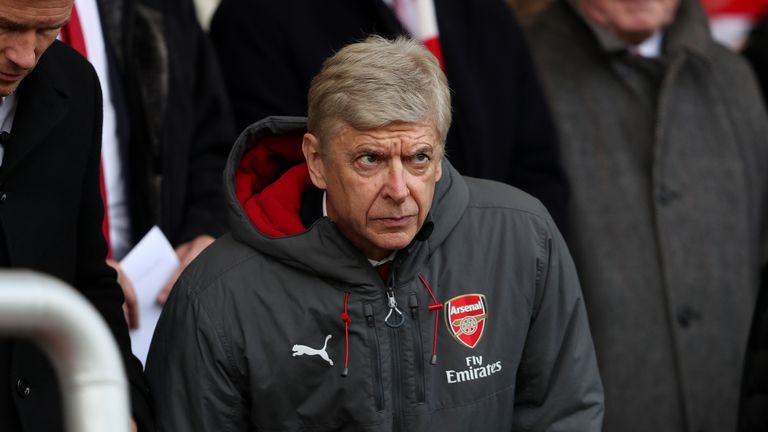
[321,119,444,153]
[0,0,73,26]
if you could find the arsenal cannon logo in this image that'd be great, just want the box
[444,294,488,349]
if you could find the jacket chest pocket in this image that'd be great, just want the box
[426,342,516,411]
[422,299,521,411]
[386,293,518,415]
[256,322,385,430]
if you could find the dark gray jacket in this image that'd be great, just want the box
[146,117,603,431]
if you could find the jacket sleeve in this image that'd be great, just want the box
[512,218,603,431]
[75,70,155,431]
[145,274,248,432]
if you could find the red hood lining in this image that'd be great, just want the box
[235,131,315,237]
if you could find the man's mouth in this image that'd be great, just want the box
[0,71,23,82]
[377,215,416,228]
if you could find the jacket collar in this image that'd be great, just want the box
[0,41,70,178]
[662,0,712,60]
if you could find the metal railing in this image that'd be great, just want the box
[0,270,130,432]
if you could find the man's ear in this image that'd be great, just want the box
[302,133,327,189]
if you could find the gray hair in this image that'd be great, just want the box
[307,36,452,151]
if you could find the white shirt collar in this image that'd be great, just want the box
[632,30,664,58]
[0,92,18,132]
[0,92,18,167]
[368,252,396,267]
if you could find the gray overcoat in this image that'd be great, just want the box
[525,1,768,430]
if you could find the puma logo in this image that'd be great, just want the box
[292,334,334,366]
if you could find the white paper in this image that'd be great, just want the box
[122,226,180,365]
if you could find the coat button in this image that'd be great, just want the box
[676,305,699,328]
[16,378,30,398]
[657,186,680,205]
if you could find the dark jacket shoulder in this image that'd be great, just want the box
[464,176,552,224]
[34,41,99,90]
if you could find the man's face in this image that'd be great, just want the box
[0,0,72,96]
[579,0,680,44]
[303,121,443,261]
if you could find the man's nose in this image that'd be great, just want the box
[384,161,410,203]
[6,31,38,70]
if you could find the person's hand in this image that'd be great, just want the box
[156,235,215,305]
[131,418,138,432]
[107,259,139,329]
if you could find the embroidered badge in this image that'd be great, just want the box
[444,294,487,349]
[292,334,334,366]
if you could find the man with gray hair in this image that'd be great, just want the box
[146,36,603,431]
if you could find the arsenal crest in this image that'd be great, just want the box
[444,294,488,349]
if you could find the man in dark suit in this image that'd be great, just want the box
[0,0,153,430]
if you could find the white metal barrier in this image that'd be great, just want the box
[0,270,130,432]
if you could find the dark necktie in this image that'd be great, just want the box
[375,261,392,282]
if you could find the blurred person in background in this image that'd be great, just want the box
[63,0,236,325]
[0,0,153,429]
[524,0,768,431]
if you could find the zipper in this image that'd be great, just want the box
[409,293,426,403]
[390,325,403,432]
[364,303,385,411]
[384,286,405,328]
[386,267,404,432]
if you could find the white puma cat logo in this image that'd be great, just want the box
[292,334,334,366]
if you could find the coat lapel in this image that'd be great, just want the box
[0,42,70,179]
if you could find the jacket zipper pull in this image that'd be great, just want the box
[365,303,376,327]
[384,287,405,328]
[409,292,427,402]
[409,293,419,319]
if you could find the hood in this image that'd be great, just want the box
[223,116,469,286]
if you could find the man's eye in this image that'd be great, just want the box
[410,153,430,166]
[358,154,379,165]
